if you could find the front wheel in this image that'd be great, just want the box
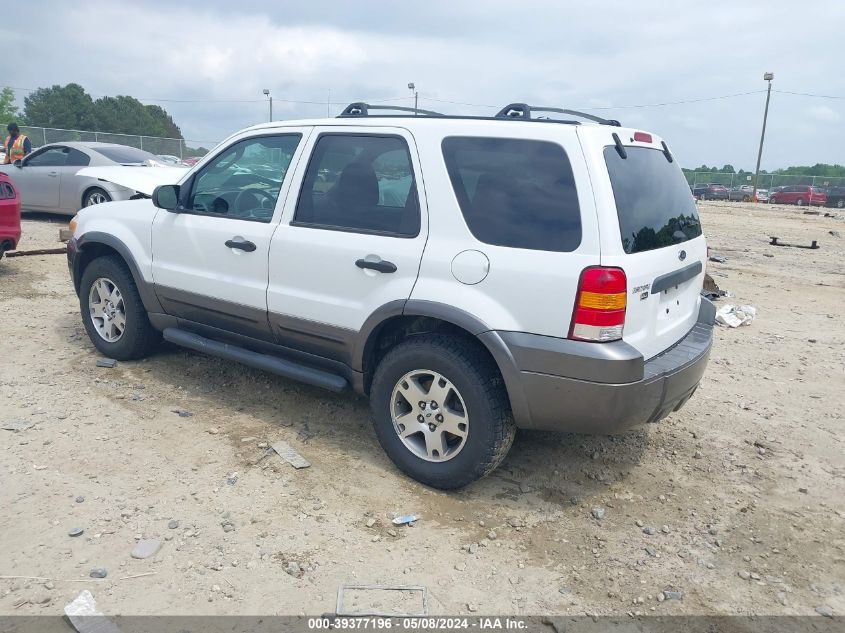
[83,188,112,207]
[837,199,845,209]
[79,255,159,360]
[796,198,805,206]
[369,333,515,489]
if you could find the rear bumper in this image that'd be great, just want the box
[482,298,715,434]
[0,198,21,251]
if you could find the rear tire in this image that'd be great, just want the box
[79,255,159,360]
[369,333,515,489]
[837,199,844,209]
[796,198,804,206]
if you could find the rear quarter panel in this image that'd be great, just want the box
[409,120,601,336]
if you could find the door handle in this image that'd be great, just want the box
[355,258,397,273]
[48,171,58,177]
[225,239,256,252]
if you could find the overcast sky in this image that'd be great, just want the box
[5,0,844,169]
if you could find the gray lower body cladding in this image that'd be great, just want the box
[488,298,715,434]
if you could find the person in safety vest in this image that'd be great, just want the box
[3,123,32,164]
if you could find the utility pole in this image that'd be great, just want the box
[408,82,418,114]
[327,89,331,118]
[752,72,774,203]
[263,88,273,122]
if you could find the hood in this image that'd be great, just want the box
[76,166,189,196]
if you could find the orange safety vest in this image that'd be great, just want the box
[3,134,27,163]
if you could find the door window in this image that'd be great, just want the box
[186,134,302,223]
[66,149,91,167]
[293,134,420,237]
[25,147,69,167]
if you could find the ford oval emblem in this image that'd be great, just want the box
[678,250,687,261]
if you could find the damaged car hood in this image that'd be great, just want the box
[76,166,189,196]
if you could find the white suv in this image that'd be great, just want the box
[67,102,714,489]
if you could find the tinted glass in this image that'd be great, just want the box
[66,149,90,167]
[188,134,301,223]
[93,146,159,164]
[26,147,68,167]
[294,134,420,236]
[442,137,581,252]
[604,146,702,254]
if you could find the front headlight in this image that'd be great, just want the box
[69,215,78,235]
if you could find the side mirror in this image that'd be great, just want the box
[152,184,180,211]
[13,159,22,168]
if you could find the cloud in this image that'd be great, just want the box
[806,105,840,123]
[3,0,845,169]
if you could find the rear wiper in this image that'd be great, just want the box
[612,133,627,159]
[661,141,674,163]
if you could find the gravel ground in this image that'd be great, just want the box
[0,204,843,617]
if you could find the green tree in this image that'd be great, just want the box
[23,83,96,129]
[0,87,20,123]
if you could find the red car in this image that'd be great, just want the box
[0,172,21,258]
[769,185,827,206]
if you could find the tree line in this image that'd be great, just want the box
[2,83,182,140]
[683,163,845,178]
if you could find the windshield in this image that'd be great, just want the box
[93,146,161,165]
[604,146,702,254]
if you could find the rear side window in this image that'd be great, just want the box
[441,137,581,252]
[93,146,159,165]
[294,134,420,237]
[604,146,702,254]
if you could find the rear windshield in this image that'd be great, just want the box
[442,137,581,252]
[93,146,159,165]
[604,146,702,254]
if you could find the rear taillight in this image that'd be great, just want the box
[633,131,653,143]
[569,267,627,342]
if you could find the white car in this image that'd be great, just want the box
[67,102,714,488]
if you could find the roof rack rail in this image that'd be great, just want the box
[495,103,621,127]
[338,102,444,117]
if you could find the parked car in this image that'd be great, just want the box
[755,188,769,203]
[182,157,202,167]
[728,185,756,202]
[769,185,827,206]
[691,183,728,200]
[0,172,21,258]
[824,186,845,209]
[156,154,186,166]
[67,103,714,488]
[0,142,168,216]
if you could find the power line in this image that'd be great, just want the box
[773,89,842,99]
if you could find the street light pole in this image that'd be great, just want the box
[408,82,418,114]
[752,72,774,203]
[262,88,273,122]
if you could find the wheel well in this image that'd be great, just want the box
[362,315,499,395]
[81,185,108,207]
[74,243,124,292]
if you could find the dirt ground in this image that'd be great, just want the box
[0,203,843,618]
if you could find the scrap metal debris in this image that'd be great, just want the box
[64,590,123,633]
[271,440,311,469]
[769,236,819,249]
[96,358,117,369]
[716,305,757,328]
[4,247,67,258]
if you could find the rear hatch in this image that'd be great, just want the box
[579,127,706,360]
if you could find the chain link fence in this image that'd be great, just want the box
[684,171,845,190]
[18,126,216,159]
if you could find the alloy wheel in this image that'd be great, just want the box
[87,191,109,206]
[88,277,126,342]
[390,369,469,462]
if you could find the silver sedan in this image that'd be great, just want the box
[0,142,166,216]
